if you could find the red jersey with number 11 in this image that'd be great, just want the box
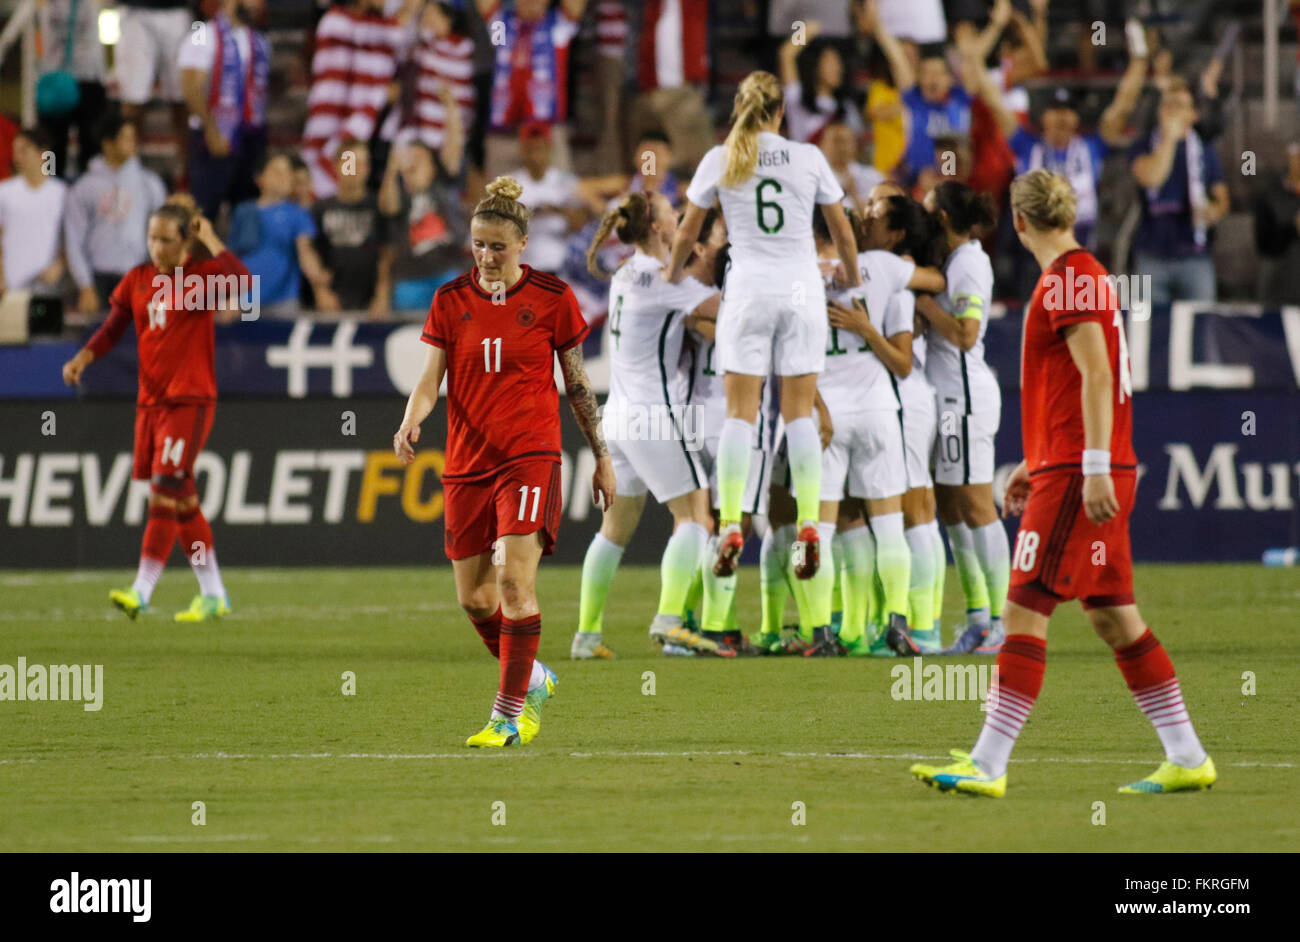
[422,265,588,482]
[1021,248,1137,474]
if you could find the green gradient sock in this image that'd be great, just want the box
[701,535,738,630]
[837,525,873,644]
[971,521,1010,619]
[873,512,911,620]
[658,522,709,617]
[804,522,837,627]
[930,520,946,627]
[905,523,937,633]
[716,418,754,524]
[784,417,822,525]
[945,522,990,612]
[684,566,703,622]
[760,524,793,636]
[578,532,624,634]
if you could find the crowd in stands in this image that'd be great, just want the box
[2,0,1299,325]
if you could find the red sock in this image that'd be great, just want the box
[1113,629,1175,691]
[141,504,178,562]
[176,504,213,559]
[471,607,502,659]
[970,634,1047,776]
[494,613,540,719]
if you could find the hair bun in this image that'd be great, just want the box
[486,176,523,201]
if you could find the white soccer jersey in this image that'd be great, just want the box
[925,239,999,415]
[685,131,843,300]
[818,249,915,412]
[607,252,716,408]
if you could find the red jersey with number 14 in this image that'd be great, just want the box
[1021,248,1137,474]
[422,266,588,482]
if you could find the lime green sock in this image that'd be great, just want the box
[930,520,946,627]
[836,525,873,644]
[760,524,793,636]
[804,522,836,627]
[578,532,624,634]
[905,523,937,633]
[717,418,754,524]
[684,566,703,622]
[658,522,709,617]
[701,535,738,631]
[945,522,990,612]
[873,512,911,620]
[971,521,1010,619]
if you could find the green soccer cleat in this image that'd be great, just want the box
[466,716,520,747]
[910,624,943,654]
[174,594,231,623]
[109,587,146,620]
[910,749,1007,798]
[518,663,557,745]
[748,630,782,653]
[1118,756,1216,794]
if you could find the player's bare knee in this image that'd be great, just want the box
[497,575,535,611]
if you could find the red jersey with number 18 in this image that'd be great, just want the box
[1021,248,1137,474]
[422,265,589,482]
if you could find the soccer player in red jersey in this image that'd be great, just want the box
[393,176,615,748]
[910,169,1215,796]
[61,204,249,622]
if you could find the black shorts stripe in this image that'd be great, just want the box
[657,311,700,490]
[961,415,971,485]
[1030,461,1139,477]
[748,449,768,516]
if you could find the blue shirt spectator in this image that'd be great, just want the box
[231,199,317,310]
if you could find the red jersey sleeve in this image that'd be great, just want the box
[421,287,449,348]
[1047,252,1113,335]
[552,286,588,352]
[86,271,136,359]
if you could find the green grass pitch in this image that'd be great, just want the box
[0,564,1295,852]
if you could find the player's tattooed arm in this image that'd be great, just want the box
[559,346,607,458]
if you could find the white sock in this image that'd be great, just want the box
[716,418,755,523]
[132,557,165,605]
[190,547,226,599]
[528,660,547,691]
[970,521,1010,621]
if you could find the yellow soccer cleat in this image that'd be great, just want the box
[109,587,146,620]
[174,594,231,623]
[1118,756,1216,794]
[910,749,1008,798]
[466,717,520,748]
[518,663,557,745]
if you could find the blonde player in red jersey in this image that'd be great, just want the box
[62,204,248,623]
[394,177,616,748]
[910,169,1215,797]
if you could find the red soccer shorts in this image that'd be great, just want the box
[442,460,563,561]
[1007,469,1137,616]
[133,403,215,487]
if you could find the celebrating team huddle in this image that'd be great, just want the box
[378,67,1213,797]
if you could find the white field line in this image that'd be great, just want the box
[0,749,1291,768]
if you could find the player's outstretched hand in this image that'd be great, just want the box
[393,423,420,465]
[1002,459,1030,518]
[592,454,616,511]
[1082,473,1120,524]
[61,349,93,387]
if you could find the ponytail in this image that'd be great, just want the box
[721,71,783,187]
[586,192,654,278]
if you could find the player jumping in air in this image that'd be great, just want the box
[571,192,724,659]
[910,168,1216,797]
[61,204,246,622]
[394,177,616,748]
[668,70,861,593]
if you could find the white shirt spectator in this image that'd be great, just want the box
[0,176,69,292]
[877,0,946,44]
[513,165,583,274]
[177,18,253,131]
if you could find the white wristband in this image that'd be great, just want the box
[1082,449,1111,476]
